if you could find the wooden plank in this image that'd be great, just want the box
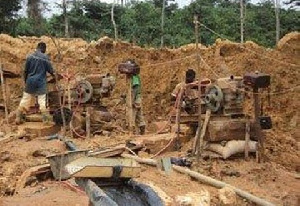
[88,146,125,158]
[65,157,141,178]
[245,119,250,161]
[19,122,60,137]
[127,76,134,134]
[72,166,141,178]
[15,164,50,194]
[86,107,91,138]
[205,119,248,142]
[0,64,9,124]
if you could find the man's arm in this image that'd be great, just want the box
[45,56,55,76]
[23,57,30,83]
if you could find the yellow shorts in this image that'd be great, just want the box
[18,92,47,113]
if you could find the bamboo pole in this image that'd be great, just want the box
[122,154,276,206]
[127,76,133,135]
[0,64,9,124]
[198,109,211,154]
[175,87,184,150]
[244,118,250,161]
[86,107,91,138]
[253,87,264,162]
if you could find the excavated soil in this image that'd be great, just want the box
[0,32,299,205]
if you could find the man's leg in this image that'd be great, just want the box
[16,92,33,124]
[135,108,146,135]
[38,94,51,123]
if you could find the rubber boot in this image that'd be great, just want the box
[139,125,146,135]
[15,110,24,125]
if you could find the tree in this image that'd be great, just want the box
[274,0,280,44]
[0,0,21,34]
[62,0,69,37]
[27,0,45,35]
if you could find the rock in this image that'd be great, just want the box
[175,191,210,206]
[220,168,241,177]
[175,196,193,206]
[25,176,38,187]
[138,151,150,158]
[0,151,11,163]
[32,149,50,157]
[218,186,237,206]
[0,131,5,138]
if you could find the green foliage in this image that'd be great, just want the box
[0,0,21,34]
[1,0,299,48]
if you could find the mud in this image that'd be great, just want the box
[0,32,299,205]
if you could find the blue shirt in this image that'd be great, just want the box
[24,50,54,95]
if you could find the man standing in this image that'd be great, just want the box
[171,69,198,114]
[118,59,146,135]
[16,42,55,124]
[130,60,146,135]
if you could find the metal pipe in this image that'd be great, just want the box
[76,178,118,206]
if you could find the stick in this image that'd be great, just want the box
[198,109,211,155]
[253,87,264,162]
[245,118,250,161]
[174,87,184,150]
[127,76,133,135]
[86,107,91,138]
[122,154,276,206]
[56,74,67,137]
[0,64,9,124]
[193,109,211,155]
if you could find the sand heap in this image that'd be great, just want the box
[0,32,299,169]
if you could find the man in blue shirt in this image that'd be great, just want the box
[16,42,55,124]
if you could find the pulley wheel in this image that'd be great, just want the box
[204,85,223,112]
[75,80,93,103]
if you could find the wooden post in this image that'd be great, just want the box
[192,109,211,155]
[253,88,264,162]
[174,88,183,150]
[244,118,250,161]
[194,14,203,160]
[127,76,134,135]
[67,69,73,138]
[199,109,211,154]
[0,64,9,124]
[55,74,66,137]
[86,107,91,138]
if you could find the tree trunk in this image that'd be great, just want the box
[240,0,244,43]
[27,0,43,35]
[63,0,69,38]
[111,1,118,40]
[274,0,280,44]
[160,0,166,48]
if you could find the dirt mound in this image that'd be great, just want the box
[0,33,299,170]
[277,32,300,51]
